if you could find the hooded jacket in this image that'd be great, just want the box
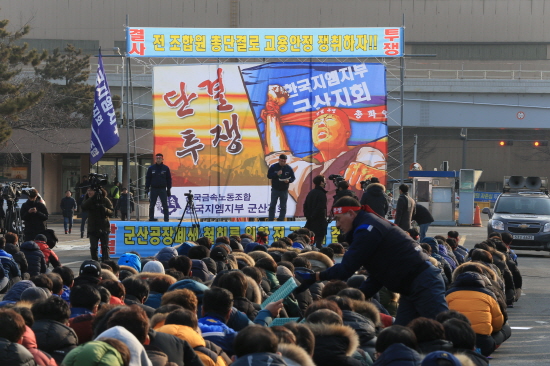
[32,319,78,365]
[0,337,36,366]
[342,310,377,357]
[155,247,178,266]
[437,242,457,271]
[372,343,421,366]
[191,260,214,282]
[360,183,389,217]
[96,326,152,366]
[21,325,57,366]
[147,329,204,366]
[0,248,21,279]
[308,323,362,366]
[156,324,228,366]
[421,237,453,285]
[0,280,35,306]
[118,253,141,272]
[446,271,504,336]
[5,243,28,274]
[232,352,289,366]
[20,241,47,277]
[278,343,316,366]
[63,340,125,366]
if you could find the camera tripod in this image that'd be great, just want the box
[4,199,23,243]
[171,190,201,245]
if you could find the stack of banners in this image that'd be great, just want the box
[152,62,388,219]
[106,221,344,257]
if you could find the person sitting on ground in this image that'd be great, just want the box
[52,266,74,304]
[63,338,130,366]
[122,277,155,318]
[445,263,511,357]
[0,237,21,292]
[31,295,78,364]
[218,270,260,321]
[373,325,421,366]
[407,317,453,354]
[156,308,230,366]
[68,284,101,344]
[231,325,297,366]
[34,234,61,269]
[0,309,36,365]
[4,232,28,276]
[20,240,47,277]
[441,318,489,366]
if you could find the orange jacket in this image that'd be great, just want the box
[446,272,504,335]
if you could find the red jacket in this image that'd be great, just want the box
[21,325,57,366]
[36,241,61,268]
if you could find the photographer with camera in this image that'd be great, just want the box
[145,153,172,222]
[81,186,113,262]
[359,177,390,218]
[21,188,49,241]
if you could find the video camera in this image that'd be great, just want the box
[1,182,30,202]
[360,179,371,190]
[87,173,109,200]
[328,174,345,186]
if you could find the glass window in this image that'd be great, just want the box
[0,153,31,183]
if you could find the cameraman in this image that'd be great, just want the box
[81,187,113,262]
[21,188,49,241]
[333,180,358,202]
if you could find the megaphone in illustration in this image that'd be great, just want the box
[508,176,526,189]
[525,176,542,190]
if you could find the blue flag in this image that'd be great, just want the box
[90,52,119,164]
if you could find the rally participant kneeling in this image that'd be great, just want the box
[295,197,448,326]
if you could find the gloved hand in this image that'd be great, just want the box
[294,271,317,294]
[167,189,171,196]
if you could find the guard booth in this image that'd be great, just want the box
[408,171,459,226]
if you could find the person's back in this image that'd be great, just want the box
[198,288,238,356]
[360,180,389,217]
[20,241,46,277]
[232,325,289,366]
[394,184,415,231]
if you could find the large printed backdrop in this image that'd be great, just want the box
[152,62,388,219]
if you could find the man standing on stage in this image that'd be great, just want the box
[146,153,172,222]
[267,153,295,221]
[303,174,328,248]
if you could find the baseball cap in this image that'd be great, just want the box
[279,154,288,160]
[80,259,102,278]
[20,287,50,302]
[421,351,461,366]
[210,246,228,262]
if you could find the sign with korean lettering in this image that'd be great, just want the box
[127,27,403,58]
[110,221,343,257]
[474,192,500,202]
[153,62,387,219]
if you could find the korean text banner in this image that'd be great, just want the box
[108,221,343,257]
[152,62,387,219]
[90,53,120,164]
[127,27,403,58]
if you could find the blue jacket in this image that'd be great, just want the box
[144,292,163,309]
[198,314,237,356]
[146,163,172,190]
[168,279,210,305]
[320,210,430,298]
[267,162,295,191]
[0,280,35,307]
[0,249,21,279]
[70,307,94,319]
[372,343,421,366]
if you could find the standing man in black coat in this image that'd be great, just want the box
[360,177,389,217]
[303,175,329,249]
[394,184,416,231]
[267,153,296,221]
[81,188,113,262]
[145,153,172,222]
[21,189,48,241]
[412,203,434,241]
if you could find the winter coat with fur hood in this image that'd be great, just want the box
[308,323,362,366]
[360,183,389,217]
[372,343,421,366]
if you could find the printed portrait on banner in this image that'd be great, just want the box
[152,62,387,219]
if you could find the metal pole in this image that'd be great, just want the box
[413,134,417,163]
[129,56,140,221]
[399,13,405,183]
[125,14,131,219]
[461,128,468,169]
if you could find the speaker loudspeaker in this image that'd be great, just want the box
[525,177,542,190]
[508,176,526,188]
